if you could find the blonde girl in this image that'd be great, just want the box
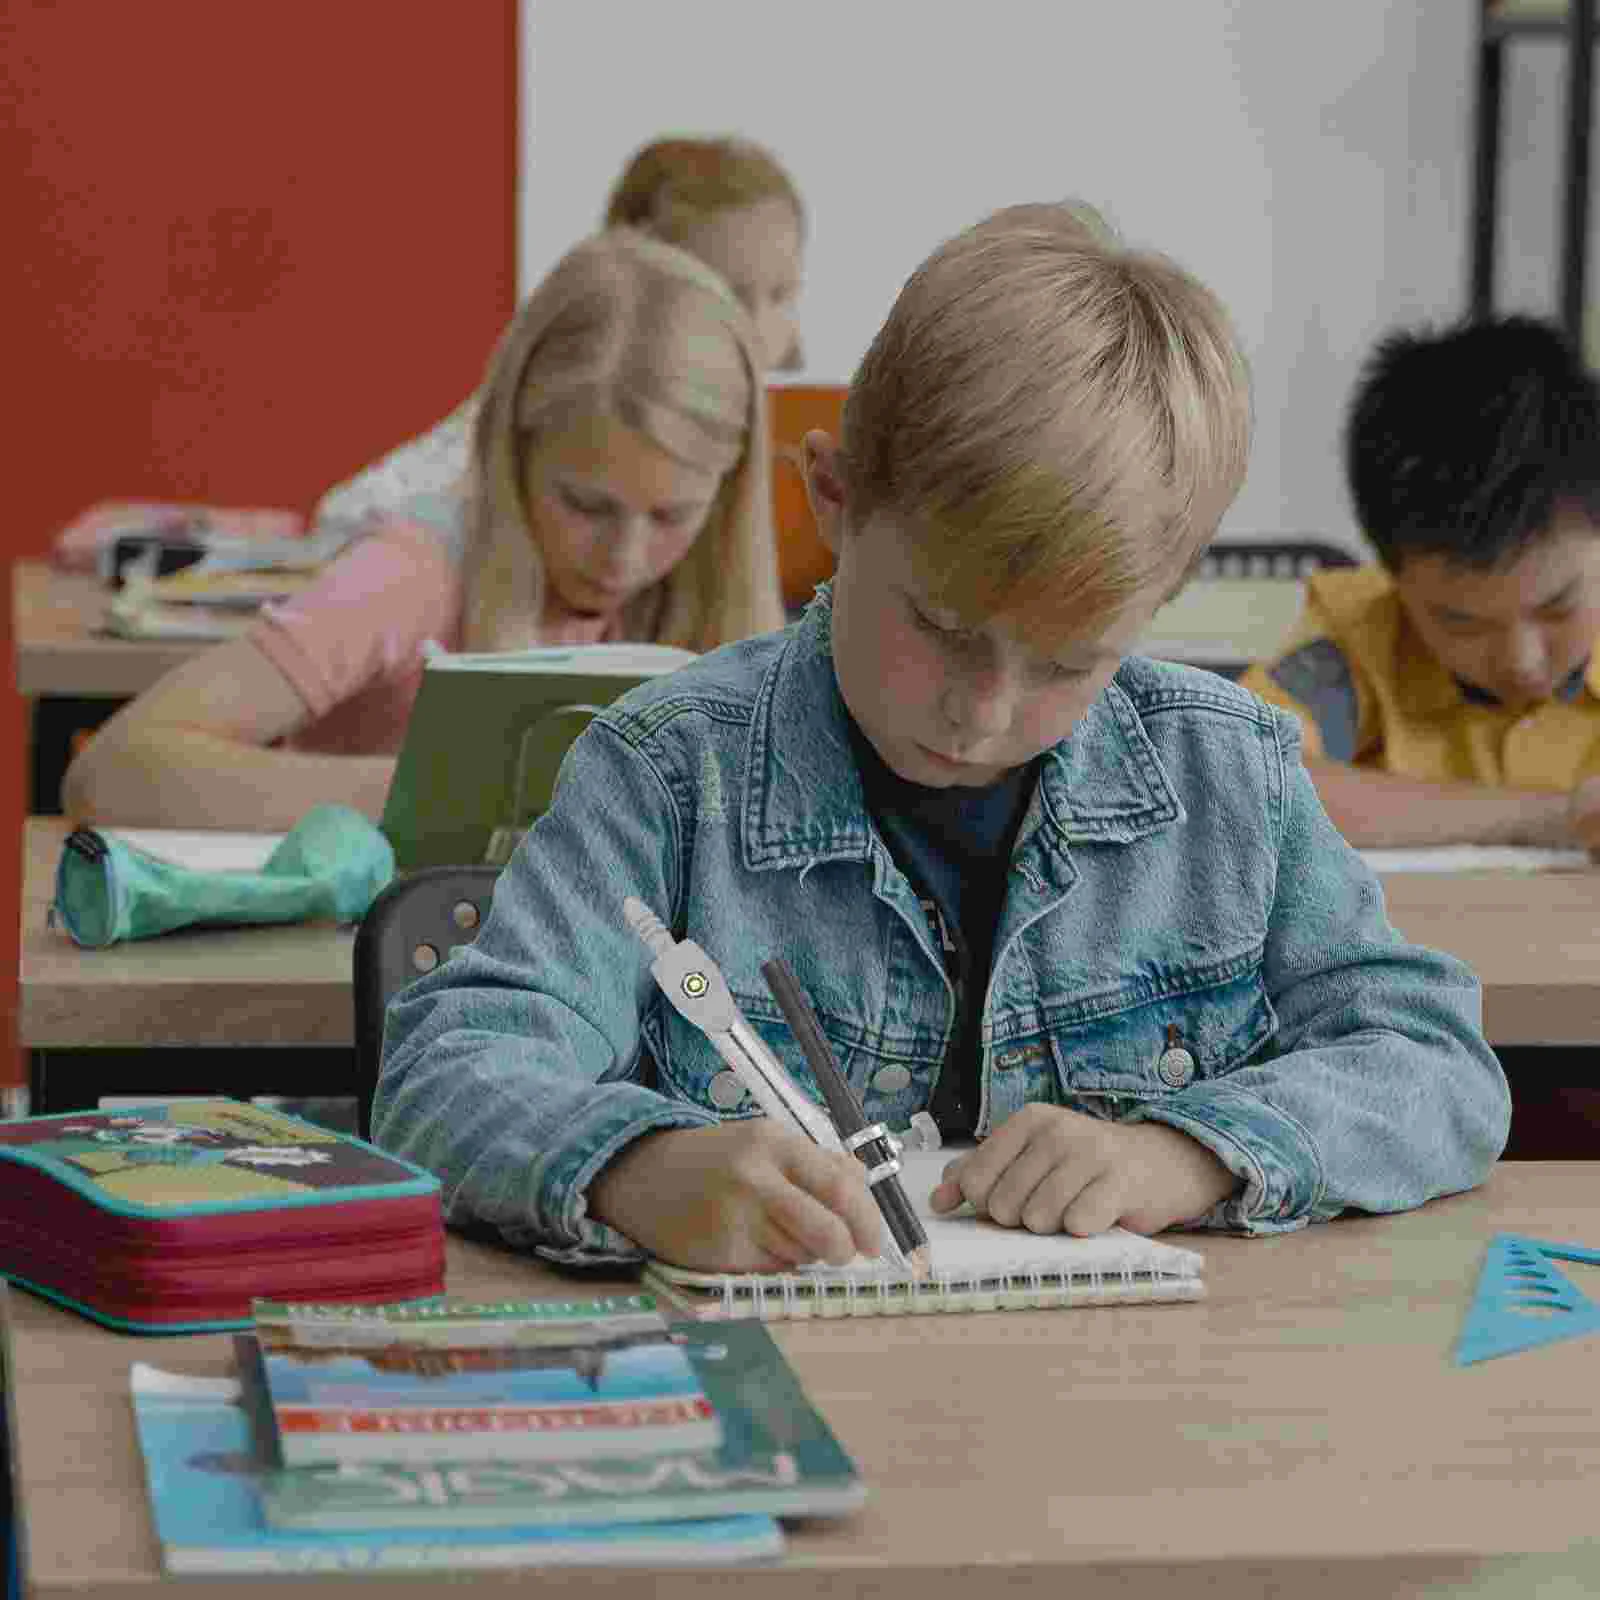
[63,230,782,829]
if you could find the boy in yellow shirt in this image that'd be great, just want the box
[1241,317,1600,849]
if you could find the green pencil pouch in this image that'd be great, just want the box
[52,804,395,949]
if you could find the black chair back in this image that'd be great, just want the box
[1197,539,1358,582]
[352,866,501,1140]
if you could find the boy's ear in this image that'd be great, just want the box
[801,430,848,556]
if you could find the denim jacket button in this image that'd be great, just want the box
[1157,1046,1196,1088]
[872,1064,912,1094]
[708,1071,746,1110]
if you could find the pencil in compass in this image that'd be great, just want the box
[760,957,932,1280]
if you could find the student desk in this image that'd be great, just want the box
[6,1162,1600,1598]
[11,562,214,814]
[18,818,355,1113]
[18,815,1600,1107]
[1379,869,1600,1047]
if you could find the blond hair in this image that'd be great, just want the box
[460,228,784,653]
[604,136,804,243]
[842,202,1251,649]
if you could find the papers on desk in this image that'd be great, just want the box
[1360,845,1591,874]
[101,830,285,874]
[99,593,250,641]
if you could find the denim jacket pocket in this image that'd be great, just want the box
[645,991,866,1121]
[1045,963,1278,1115]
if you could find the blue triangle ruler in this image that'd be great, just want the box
[1455,1232,1600,1365]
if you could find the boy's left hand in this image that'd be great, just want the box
[929,1104,1238,1236]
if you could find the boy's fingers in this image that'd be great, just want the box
[784,1146,882,1259]
[764,1172,860,1266]
[1061,1172,1124,1237]
[939,1113,1040,1212]
[754,1213,826,1270]
[928,1179,965,1213]
[983,1139,1071,1229]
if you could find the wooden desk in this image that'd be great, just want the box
[11,561,213,813]
[11,561,211,699]
[18,813,1600,1101]
[7,1165,1600,1597]
[18,818,354,1112]
[1381,869,1600,1047]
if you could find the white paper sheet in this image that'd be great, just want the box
[1360,846,1592,874]
[102,829,284,874]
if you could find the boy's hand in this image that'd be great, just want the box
[928,1104,1238,1236]
[587,1120,884,1273]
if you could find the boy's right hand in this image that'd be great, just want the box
[586,1121,884,1273]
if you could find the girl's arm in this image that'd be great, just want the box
[62,514,460,830]
[60,636,396,829]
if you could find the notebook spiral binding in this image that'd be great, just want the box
[718,1264,1205,1320]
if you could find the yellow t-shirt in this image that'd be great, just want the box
[1238,565,1600,791]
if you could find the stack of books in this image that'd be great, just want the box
[101,521,355,641]
[131,1292,866,1573]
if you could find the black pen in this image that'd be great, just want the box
[760,958,932,1281]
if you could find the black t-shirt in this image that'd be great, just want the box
[847,720,1038,1137]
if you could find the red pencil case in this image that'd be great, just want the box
[0,1100,446,1331]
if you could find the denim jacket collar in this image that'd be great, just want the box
[741,589,1184,878]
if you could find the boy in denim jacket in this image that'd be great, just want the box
[375,203,1509,1272]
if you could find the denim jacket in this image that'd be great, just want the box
[373,591,1510,1264]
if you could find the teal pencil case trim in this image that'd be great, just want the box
[0,1103,441,1218]
[52,803,395,948]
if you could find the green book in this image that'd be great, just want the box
[251,1320,866,1531]
[247,1295,718,1467]
[380,642,697,871]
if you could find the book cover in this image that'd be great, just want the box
[252,1296,722,1466]
[380,641,696,870]
[131,1364,782,1574]
[0,1101,444,1331]
[255,1319,866,1531]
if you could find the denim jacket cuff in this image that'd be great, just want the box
[532,1086,721,1265]
[1125,1083,1325,1232]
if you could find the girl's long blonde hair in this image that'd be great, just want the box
[461,229,783,653]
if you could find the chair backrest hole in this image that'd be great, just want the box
[451,900,480,931]
[412,942,440,973]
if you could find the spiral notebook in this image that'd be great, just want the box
[642,1150,1205,1320]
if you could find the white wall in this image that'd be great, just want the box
[520,1,1485,551]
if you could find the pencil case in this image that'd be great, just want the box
[0,1100,446,1332]
[52,804,394,948]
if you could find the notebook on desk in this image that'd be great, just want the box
[642,1149,1205,1320]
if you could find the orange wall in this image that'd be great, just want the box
[0,1,518,1081]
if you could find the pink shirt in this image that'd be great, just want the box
[248,515,462,756]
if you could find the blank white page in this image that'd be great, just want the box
[1361,846,1590,874]
[102,830,285,874]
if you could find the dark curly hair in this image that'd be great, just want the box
[1345,315,1600,570]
